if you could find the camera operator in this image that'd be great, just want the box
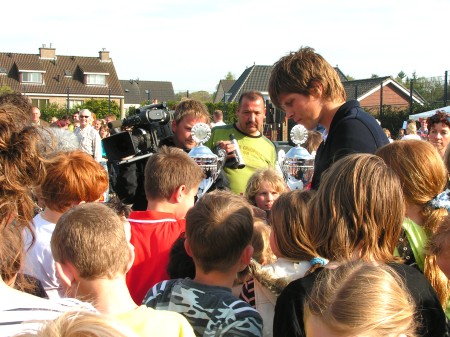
[114,99,229,211]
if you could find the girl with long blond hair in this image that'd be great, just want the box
[377,140,450,316]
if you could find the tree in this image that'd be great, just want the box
[396,71,407,84]
[225,71,235,80]
[371,74,379,79]
[0,85,14,95]
[190,91,211,103]
[80,99,120,119]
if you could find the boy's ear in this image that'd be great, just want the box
[171,185,187,203]
[125,242,135,273]
[55,261,79,290]
[238,245,254,272]
[184,238,193,258]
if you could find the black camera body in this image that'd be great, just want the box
[102,102,174,162]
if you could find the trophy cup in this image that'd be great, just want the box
[189,123,225,198]
[281,125,314,190]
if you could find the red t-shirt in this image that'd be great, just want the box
[126,210,186,304]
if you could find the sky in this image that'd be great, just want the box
[4,0,449,93]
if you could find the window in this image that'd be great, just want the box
[86,74,106,85]
[22,72,43,84]
[31,99,49,109]
[69,100,83,109]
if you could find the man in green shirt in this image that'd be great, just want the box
[206,91,276,195]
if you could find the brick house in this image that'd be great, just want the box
[0,45,125,116]
[217,64,424,110]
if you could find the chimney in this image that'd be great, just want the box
[99,48,110,62]
[39,44,56,60]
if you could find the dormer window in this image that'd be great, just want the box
[22,71,43,84]
[86,73,106,85]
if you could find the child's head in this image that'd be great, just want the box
[167,233,196,279]
[245,168,286,211]
[51,203,132,295]
[144,146,204,215]
[309,153,404,263]
[14,311,132,337]
[268,46,346,109]
[305,131,323,155]
[304,262,416,337]
[41,150,109,213]
[270,189,317,261]
[252,220,276,265]
[185,190,254,274]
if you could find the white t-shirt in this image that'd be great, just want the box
[23,213,62,299]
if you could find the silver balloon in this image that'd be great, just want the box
[189,123,224,198]
[281,125,314,190]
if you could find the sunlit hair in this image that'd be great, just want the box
[245,168,286,206]
[185,190,253,273]
[268,46,346,109]
[304,262,417,337]
[309,153,404,262]
[38,127,80,156]
[0,98,46,237]
[426,110,450,131]
[270,190,319,263]
[376,140,447,233]
[41,150,108,213]
[51,203,129,280]
[377,140,450,307]
[405,121,418,135]
[251,220,276,265]
[238,91,265,107]
[144,146,204,200]
[14,310,131,337]
[174,99,210,124]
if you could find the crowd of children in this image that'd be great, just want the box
[2,48,450,337]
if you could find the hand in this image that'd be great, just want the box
[216,140,236,160]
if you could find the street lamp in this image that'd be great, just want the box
[145,90,151,104]
[224,92,231,121]
[66,87,70,114]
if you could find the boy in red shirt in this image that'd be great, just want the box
[126,146,204,304]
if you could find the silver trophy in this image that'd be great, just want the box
[189,123,225,198]
[281,125,314,190]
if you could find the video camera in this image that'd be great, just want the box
[102,102,174,162]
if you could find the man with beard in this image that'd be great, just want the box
[207,91,276,195]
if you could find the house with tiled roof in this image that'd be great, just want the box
[343,76,424,111]
[0,45,125,116]
[217,65,424,111]
[213,79,236,103]
[120,79,175,110]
